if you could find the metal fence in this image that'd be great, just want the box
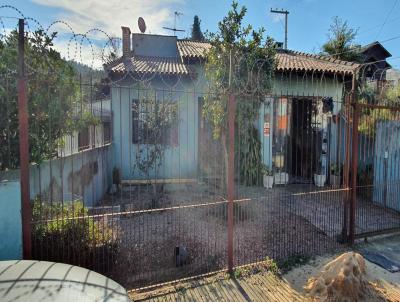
[2,14,400,291]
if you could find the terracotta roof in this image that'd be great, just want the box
[275,50,360,75]
[107,40,359,76]
[109,55,190,75]
[177,40,212,59]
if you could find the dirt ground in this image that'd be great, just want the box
[130,245,400,301]
[102,183,400,288]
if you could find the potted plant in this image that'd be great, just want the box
[330,163,342,187]
[261,164,274,189]
[314,160,326,187]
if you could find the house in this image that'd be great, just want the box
[359,41,392,93]
[105,26,360,184]
[57,99,112,157]
[360,41,392,81]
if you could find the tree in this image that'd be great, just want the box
[191,15,204,41]
[202,1,275,187]
[0,29,79,170]
[132,95,178,206]
[322,16,361,62]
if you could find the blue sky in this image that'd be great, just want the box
[3,0,400,68]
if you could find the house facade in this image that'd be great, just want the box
[105,26,360,184]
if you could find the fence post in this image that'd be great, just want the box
[18,18,32,259]
[349,74,359,245]
[349,101,359,244]
[342,98,351,242]
[227,93,235,274]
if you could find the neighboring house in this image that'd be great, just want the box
[57,99,112,157]
[360,41,392,92]
[105,26,360,183]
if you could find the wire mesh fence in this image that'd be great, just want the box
[1,9,400,291]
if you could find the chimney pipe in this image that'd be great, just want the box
[121,26,131,57]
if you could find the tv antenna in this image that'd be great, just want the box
[163,11,185,36]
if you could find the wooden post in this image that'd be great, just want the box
[18,18,31,259]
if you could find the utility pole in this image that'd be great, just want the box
[270,8,289,49]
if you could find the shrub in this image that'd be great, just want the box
[31,199,119,274]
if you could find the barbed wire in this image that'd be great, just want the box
[0,4,399,97]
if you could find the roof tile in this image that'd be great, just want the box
[110,55,190,75]
[107,40,359,76]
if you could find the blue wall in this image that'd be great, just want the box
[29,145,113,206]
[0,181,22,260]
[111,80,201,180]
[258,98,274,169]
[111,73,346,180]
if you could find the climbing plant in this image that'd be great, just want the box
[203,1,275,186]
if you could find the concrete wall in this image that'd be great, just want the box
[30,145,113,206]
[0,181,22,260]
[131,34,179,57]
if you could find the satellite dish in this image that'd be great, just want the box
[138,17,146,33]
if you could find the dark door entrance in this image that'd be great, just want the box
[290,98,319,180]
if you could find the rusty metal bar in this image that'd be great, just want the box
[18,18,31,259]
[342,97,351,241]
[227,93,235,274]
[349,94,360,245]
[358,103,400,111]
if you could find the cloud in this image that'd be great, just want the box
[29,0,185,67]
[32,0,184,37]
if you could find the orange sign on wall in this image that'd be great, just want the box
[277,116,288,130]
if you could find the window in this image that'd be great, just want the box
[103,121,111,144]
[132,98,178,145]
[78,127,90,151]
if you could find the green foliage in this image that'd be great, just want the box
[239,125,262,185]
[32,199,118,272]
[278,254,311,273]
[202,1,275,187]
[261,163,273,176]
[133,97,178,180]
[358,82,400,136]
[0,29,79,169]
[322,16,361,62]
[264,256,280,275]
[191,15,204,41]
[233,268,243,279]
[32,199,114,243]
[330,163,343,176]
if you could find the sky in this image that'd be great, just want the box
[3,0,400,68]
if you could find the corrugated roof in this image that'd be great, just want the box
[109,55,190,75]
[177,40,212,59]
